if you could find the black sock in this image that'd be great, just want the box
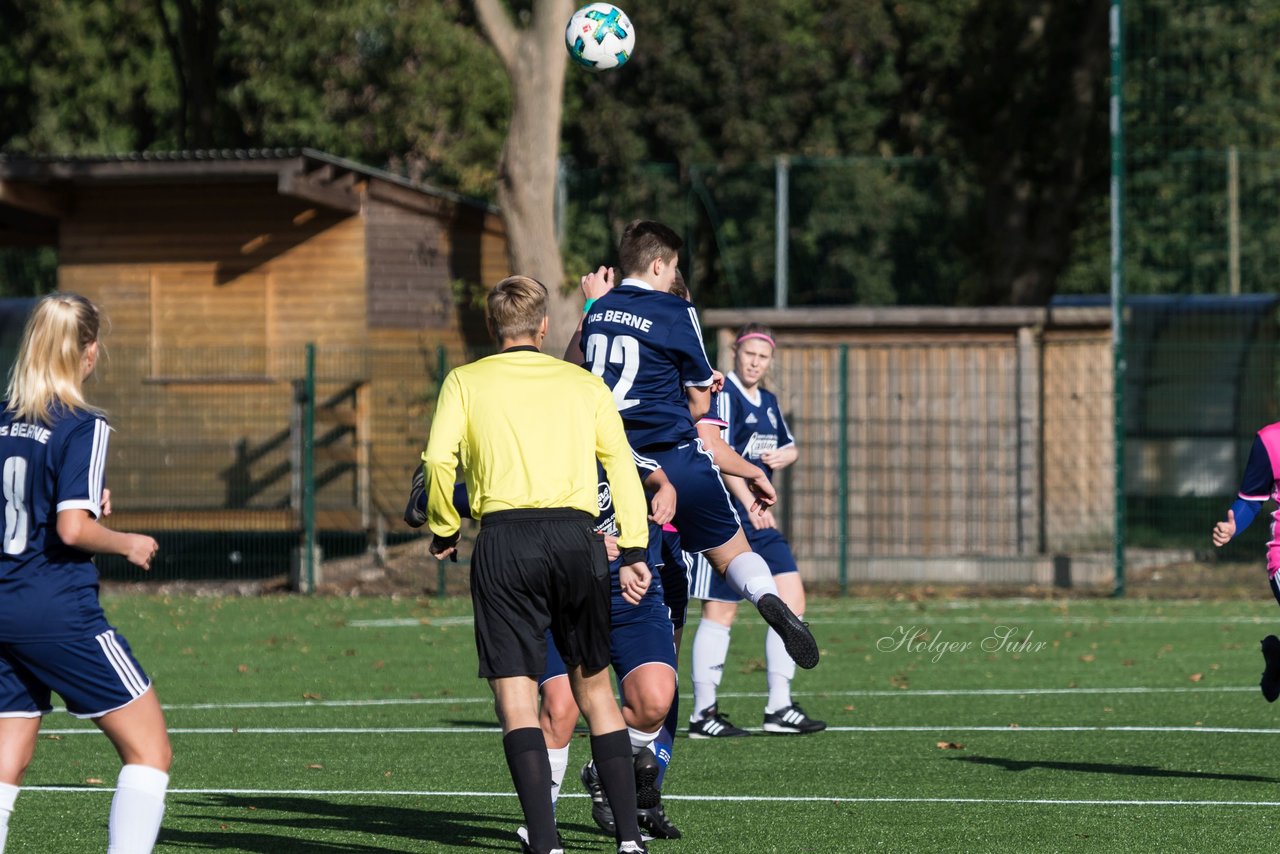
[590,728,642,845]
[503,727,556,852]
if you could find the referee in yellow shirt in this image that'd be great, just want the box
[423,275,651,854]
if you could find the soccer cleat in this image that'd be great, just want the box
[516,826,565,854]
[580,761,617,835]
[1261,635,1280,702]
[687,703,750,738]
[762,703,828,734]
[633,747,661,809]
[756,593,819,669]
[618,842,648,854]
[637,801,683,840]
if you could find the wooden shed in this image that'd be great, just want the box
[0,149,508,552]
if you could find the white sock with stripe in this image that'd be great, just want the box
[0,781,18,852]
[547,745,569,810]
[107,764,168,854]
[627,726,662,755]
[764,624,799,713]
[691,619,731,720]
[723,552,777,605]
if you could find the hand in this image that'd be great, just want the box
[710,369,725,394]
[603,534,620,561]
[747,469,777,511]
[429,532,459,563]
[618,560,651,605]
[100,487,112,517]
[581,266,615,302]
[1212,510,1236,547]
[750,506,777,531]
[760,445,798,471]
[648,482,677,526]
[125,533,159,571]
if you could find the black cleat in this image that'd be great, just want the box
[688,703,750,739]
[516,825,565,854]
[637,800,682,840]
[1262,635,1280,702]
[762,703,827,734]
[633,747,661,809]
[580,761,616,835]
[756,593,819,669]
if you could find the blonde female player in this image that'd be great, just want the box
[0,293,171,853]
[687,324,826,736]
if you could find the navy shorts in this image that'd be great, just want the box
[0,628,151,719]
[647,441,741,554]
[659,527,690,630]
[689,525,800,603]
[541,584,677,687]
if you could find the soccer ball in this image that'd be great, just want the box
[565,3,635,72]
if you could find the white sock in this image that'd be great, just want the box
[107,764,168,854]
[547,745,569,809]
[627,726,662,755]
[0,781,18,853]
[723,552,778,606]
[764,624,799,713]
[690,619,731,720]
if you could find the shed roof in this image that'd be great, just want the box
[0,147,498,246]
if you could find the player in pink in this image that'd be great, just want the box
[1211,420,1280,701]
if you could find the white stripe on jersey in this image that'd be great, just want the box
[685,306,715,387]
[95,630,147,697]
[717,392,731,443]
[89,419,108,511]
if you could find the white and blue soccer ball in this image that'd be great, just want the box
[565,3,635,72]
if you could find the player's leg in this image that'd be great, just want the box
[762,571,826,733]
[1262,572,1280,702]
[538,633,576,813]
[568,665,644,848]
[94,689,173,854]
[0,717,39,852]
[491,675,562,853]
[688,595,749,738]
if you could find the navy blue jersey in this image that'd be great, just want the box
[580,281,716,451]
[713,371,796,482]
[0,404,110,642]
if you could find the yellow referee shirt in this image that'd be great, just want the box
[422,348,649,551]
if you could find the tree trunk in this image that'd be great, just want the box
[476,0,577,355]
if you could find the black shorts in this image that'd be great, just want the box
[470,508,612,679]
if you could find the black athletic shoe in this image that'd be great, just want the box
[580,761,617,835]
[688,703,750,739]
[516,825,565,854]
[1261,635,1280,702]
[633,747,661,809]
[756,593,819,669]
[637,800,683,840]
[762,703,827,734]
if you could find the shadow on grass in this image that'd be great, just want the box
[164,795,523,851]
[952,755,1280,783]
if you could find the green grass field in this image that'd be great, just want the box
[10,592,1280,852]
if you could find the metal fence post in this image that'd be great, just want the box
[302,342,317,593]
[838,343,850,596]
[1110,0,1127,597]
[436,344,449,599]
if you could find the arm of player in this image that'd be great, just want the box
[423,371,467,560]
[686,385,711,422]
[694,421,776,509]
[760,444,798,471]
[1214,434,1272,547]
[723,473,773,529]
[563,266,616,361]
[642,467,677,526]
[595,384,650,554]
[58,511,158,571]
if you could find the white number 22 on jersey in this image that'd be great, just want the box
[585,333,642,411]
[2,456,28,554]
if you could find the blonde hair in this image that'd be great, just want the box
[6,292,104,425]
[487,275,548,342]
